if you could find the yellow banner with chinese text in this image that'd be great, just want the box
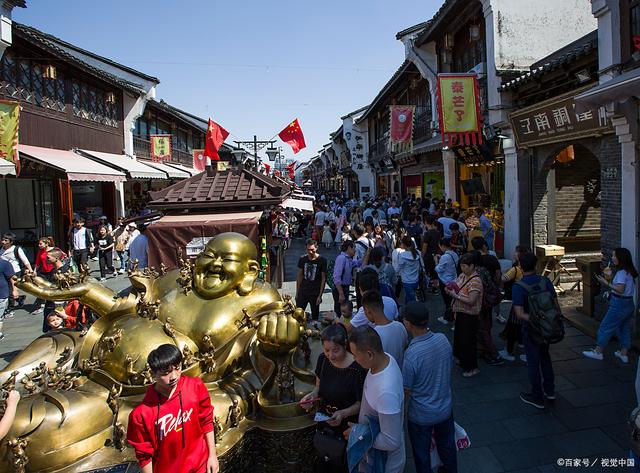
[0,100,20,173]
[436,74,482,146]
[150,135,172,162]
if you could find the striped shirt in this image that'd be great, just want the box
[402,331,453,425]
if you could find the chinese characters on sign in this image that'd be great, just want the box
[150,135,172,162]
[436,74,482,147]
[0,100,20,174]
[510,92,610,147]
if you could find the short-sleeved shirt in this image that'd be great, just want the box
[452,272,483,315]
[437,217,457,238]
[315,211,326,226]
[97,234,114,252]
[478,253,501,282]
[0,259,15,299]
[613,270,636,297]
[351,296,399,327]
[315,353,366,429]
[511,274,556,314]
[480,215,494,238]
[297,255,327,295]
[402,331,453,425]
[375,321,408,367]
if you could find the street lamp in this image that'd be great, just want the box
[233,135,277,171]
[231,147,246,166]
[265,146,279,162]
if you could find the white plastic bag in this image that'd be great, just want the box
[430,422,471,469]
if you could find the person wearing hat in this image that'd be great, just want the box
[401,301,457,473]
[115,223,139,274]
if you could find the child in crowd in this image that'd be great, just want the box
[46,307,75,330]
[449,223,466,255]
[322,222,333,249]
[338,300,353,325]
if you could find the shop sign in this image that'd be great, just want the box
[452,144,494,164]
[510,90,610,148]
[0,100,20,174]
[436,74,483,146]
[186,236,214,257]
[150,135,172,162]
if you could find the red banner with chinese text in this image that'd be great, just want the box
[150,135,172,162]
[436,74,482,147]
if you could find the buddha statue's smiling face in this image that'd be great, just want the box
[193,233,260,299]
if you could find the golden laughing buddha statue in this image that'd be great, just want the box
[0,232,316,472]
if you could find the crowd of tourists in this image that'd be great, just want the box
[0,216,149,340]
[293,191,639,473]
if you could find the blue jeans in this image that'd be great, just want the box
[522,324,555,402]
[408,416,457,473]
[117,250,126,270]
[597,296,635,350]
[403,281,419,303]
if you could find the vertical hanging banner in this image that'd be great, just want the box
[389,105,415,152]
[436,74,483,146]
[0,100,20,174]
[150,134,172,162]
[193,149,206,171]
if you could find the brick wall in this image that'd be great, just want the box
[529,134,621,258]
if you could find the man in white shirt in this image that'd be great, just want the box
[437,209,458,238]
[348,269,398,329]
[0,233,32,275]
[314,206,326,237]
[347,326,406,473]
[68,218,94,269]
[362,290,408,367]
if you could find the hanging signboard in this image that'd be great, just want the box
[509,89,611,148]
[150,135,172,162]
[436,74,483,146]
[0,100,20,174]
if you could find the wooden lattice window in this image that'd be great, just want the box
[0,53,65,111]
[71,79,117,127]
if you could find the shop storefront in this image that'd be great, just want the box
[510,89,616,256]
[453,142,505,210]
[398,149,444,199]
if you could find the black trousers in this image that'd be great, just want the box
[296,291,321,321]
[98,250,114,278]
[439,284,454,321]
[73,249,88,269]
[454,312,479,371]
[331,284,350,316]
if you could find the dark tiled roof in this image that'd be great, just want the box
[13,22,157,94]
[395,21,430,40]
[147,166,290,210]
[500,30,598,92]
[357,60,412,123]
[414,0,457,46]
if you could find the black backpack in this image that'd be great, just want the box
[476,266,502,310]
[515,279,564,345]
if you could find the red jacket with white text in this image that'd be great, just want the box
[127,375,214,472]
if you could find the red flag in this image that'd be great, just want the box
[278,119,306,154]
[284,161,296,180]
[205,119,229,161]
[264,163,271,175]
[192,149,206,172]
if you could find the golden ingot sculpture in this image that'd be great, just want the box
[0,232,317,472]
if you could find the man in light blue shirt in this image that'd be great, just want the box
[477,208,495,251]
[437,208,458,238]
[434,239,459,324]
[402,302,457,473]
[128,226,148,269]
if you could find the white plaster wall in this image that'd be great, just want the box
[487,0,596,71]
[343,115,375,196]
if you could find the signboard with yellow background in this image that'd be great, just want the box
[0,100,20,173]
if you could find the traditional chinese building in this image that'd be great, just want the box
[501,31,621,262]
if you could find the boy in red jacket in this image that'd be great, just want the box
[127,344,219,473]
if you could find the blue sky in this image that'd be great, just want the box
[15,0,440,163]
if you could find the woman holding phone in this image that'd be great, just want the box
[300,323,366,472]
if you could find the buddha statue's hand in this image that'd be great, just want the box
[256,310,303,355]
[17,272,118,318]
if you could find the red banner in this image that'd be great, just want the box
[390,106,415,145]
[193,149,206,171]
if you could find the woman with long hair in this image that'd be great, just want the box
[300,323,366,472]
[397,235,423,303]
[498,245,530,362]
[583,248,638,363]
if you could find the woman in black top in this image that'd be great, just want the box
[96,225,115,281]
[300,324,366,471]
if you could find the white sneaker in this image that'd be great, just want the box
[582,349,603,361]
[615,351,629,364]
[99,277,107,282]
[498,349,516,362]
[119,269,125,274]
[519,354,527,363]
[437,316,449,325]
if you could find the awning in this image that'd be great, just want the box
[0,160,15,176]
[139,160,190,179]
[576,69,640,107]
[19,145,125,182]
[76,149,166,179]
[164,162,198,177]
[282,197,314,212]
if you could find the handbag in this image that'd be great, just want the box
[313,428,347,465]
[430,421,471,468]
[115,241,126,252]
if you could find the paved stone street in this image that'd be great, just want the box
[0,238,636,472]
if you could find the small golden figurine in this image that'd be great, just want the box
[124,354,140,385]
[107,384,122,416]
[276,364,296,403]
[113,422,127,451]
[214,416,223,445]
[226,398,243,428]
[140,363,154,385]
[163,317,177,340]
[7,438,28,473]
[101,328,123,353]
[159,262,167,275]
[201,334,215,353]
[58,346,73,364]
[200,351,217,374]
[47,366,65,389]
[181,346,198,369]
[1,370,19,391]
